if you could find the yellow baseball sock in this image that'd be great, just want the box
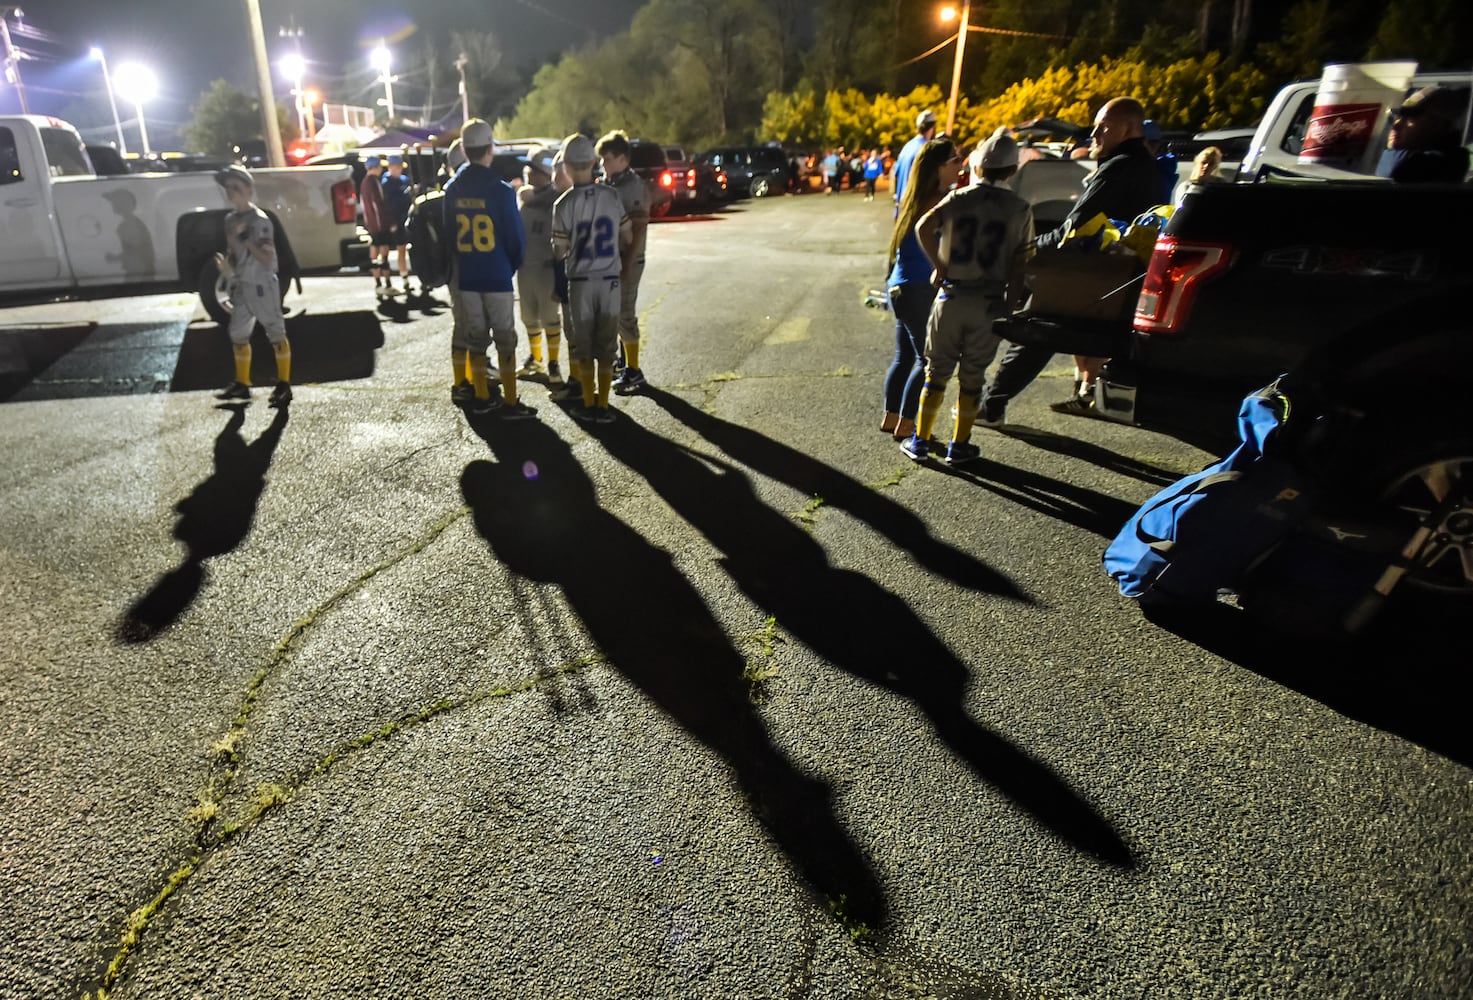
[498,352,518,404]
[452,349,468,385]
[273,340,291,383]
[582,363,598,408]
[916,377,949,441]
[233,344,252,385]
[567,359,582,387]
[597,362,613,407]
[954,390,979,443]
[529,333,544,364]
[623,339,641,370]
[469,354,490,399]
[547,330,562,363]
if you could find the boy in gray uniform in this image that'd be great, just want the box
[595,129,650,394]
[213,165,292,408]
[552,133,631,424]
[514,147,565,385]
[903,129,1033,465]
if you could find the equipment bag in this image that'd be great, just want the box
[1103,379,1315,603]
[406,190,450,289]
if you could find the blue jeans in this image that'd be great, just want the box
[883,281,934,418]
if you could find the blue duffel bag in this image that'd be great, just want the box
[1104,379,1316,604]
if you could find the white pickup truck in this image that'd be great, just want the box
[1,115,363,322]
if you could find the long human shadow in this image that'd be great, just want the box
[593,416,1133,867]
[115,403,289,643]
[172,312,386,393]
[458,416,888,927]
[934,458,1141,539]
[645,388,1026,600]
[994,425,1187,486]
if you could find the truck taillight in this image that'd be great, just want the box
[660,170,674,188]
[1133,236,1232,335]
[685,168,696,189]
[331,179,357,224]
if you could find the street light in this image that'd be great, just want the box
[279,50,308,140]
[370,41,395,122]
[941,0,971,136]
[89,46,128,155]
[112,62,157,156]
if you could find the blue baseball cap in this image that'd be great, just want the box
[364,155,381,168]
[1142,120,1163,141]
[386,154,403,165]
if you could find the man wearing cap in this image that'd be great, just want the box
[360,155,391,299]
[381,153,414,296]
[443,118,533,419]
[212,165,293,407]
[979,95,1159,423]
[901,128,1034,465]
[1141,119,1178,204]
[893,110,939,213]
[515,147,565,385]
[1378,86,1471,183]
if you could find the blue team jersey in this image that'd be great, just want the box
[381,172,413,223]
[442,163,525,293]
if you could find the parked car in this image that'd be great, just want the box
[661,144,727,210]
[697,145,790,198]
[627,138,676,218]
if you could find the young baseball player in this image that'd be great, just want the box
[212,165,292,408]
[359,155,391,300]
[438,140,480,406]
[552,133,631,424]
[381,154,414,296]
[903,129,1034,465]
[442,118,534,419]
[515,147,565,385]
[595,130,650,394]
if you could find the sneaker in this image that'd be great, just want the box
[569,403,599,424]
[215,381,251,401]
[470,394,504,416]
[451,382,475,406]
[1049,394,1096,417]
[591,406,616,425]
[549,379,584,403]
[546,360,563,385]
[976,411,1007,428]
[945,439,981,465]
[612,367,647,395]
[899,435,930,462]
[516,354,545,377]
[374,284,388,300]
[500,400,538,421]
[268,381,293,408]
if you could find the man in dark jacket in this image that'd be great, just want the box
[980,97,1161,422]
[1376,86,1471,184]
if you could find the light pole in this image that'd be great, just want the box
[279,51,307,140]
[371,41,395,122]
[1,5,29,114]
[89,46,127,154]
[455,52,469,124]
[113,62,157,156]
[940,1,971,136]
[243,0,286,167]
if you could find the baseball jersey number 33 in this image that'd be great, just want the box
[456,212,497,252]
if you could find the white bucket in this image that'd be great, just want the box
[1299,61,1418,171]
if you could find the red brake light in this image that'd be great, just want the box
[1134,237,1232,334]
[685,168,696,188]
[331,178,357,224]
[660,170,674,188]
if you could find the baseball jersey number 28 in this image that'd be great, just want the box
[952,218,1006,269]
[574,217,616,260]
[456,213,496,252]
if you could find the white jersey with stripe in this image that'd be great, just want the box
[552,182,630,280]
[932,181,1034,289]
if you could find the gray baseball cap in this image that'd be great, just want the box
[461,118,495,148]
[560,133,596,165]
[214,164,253,189]
[973,127,1019,170]
[523,146,556,176]
[446,139,467,170]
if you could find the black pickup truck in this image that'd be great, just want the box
[998,177,1473,610]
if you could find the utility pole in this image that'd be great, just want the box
[455,53,469,124]
[242,0,286,167]
[1,6,29,115]
[944,0,971,137]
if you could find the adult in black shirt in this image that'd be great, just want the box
[980,97,1161,422]
[1376,86,1470,184]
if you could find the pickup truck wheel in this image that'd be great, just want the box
[197,258,233,325]
[750,176,770,198]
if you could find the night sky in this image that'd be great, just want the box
[3,0,645,144]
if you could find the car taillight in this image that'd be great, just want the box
[716,171,727,187]
[1133,236,1233,335]
[685,168,696,189]
[331,179,357,224]
[660,170,674,188]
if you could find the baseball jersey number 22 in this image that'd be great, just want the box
[456,213,497,252]
[574,217,615,260]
